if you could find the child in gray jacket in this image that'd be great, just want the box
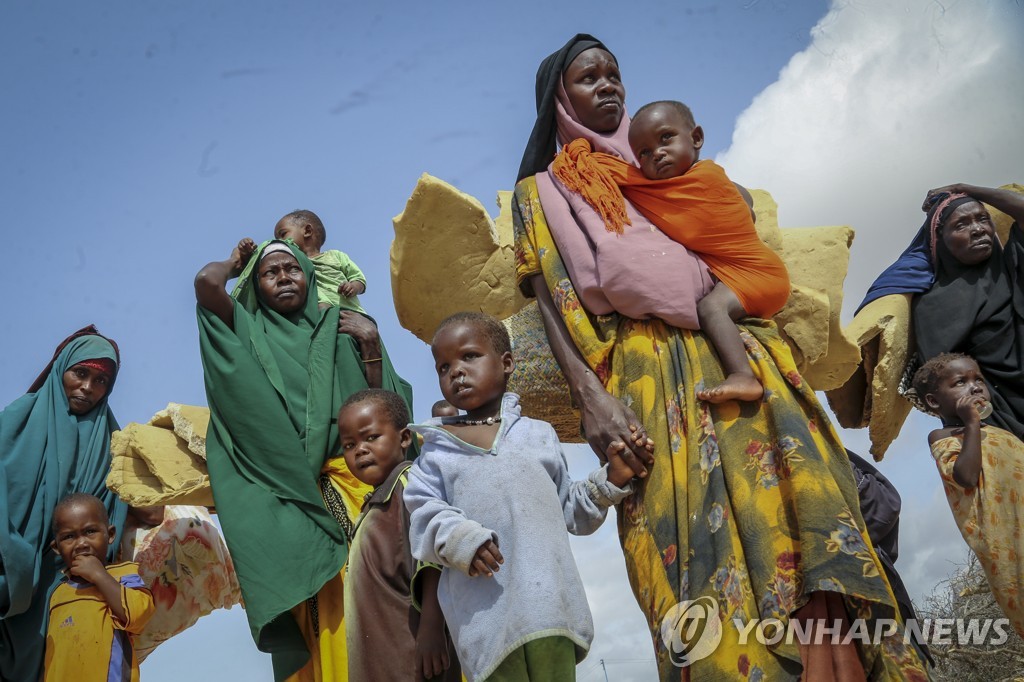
[404,312,652,681]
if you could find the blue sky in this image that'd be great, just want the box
[1,0,828,420]
[3,1,1022,679]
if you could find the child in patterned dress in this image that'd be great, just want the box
[914,352,1024,636]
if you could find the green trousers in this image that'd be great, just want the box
[484,636,578,681]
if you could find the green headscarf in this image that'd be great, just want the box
[0,330,127,682]
[199,240,413,679]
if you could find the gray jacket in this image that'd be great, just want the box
[404,393,631,680]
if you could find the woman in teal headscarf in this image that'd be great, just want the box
[0,325,128,681]
[196,239,414,681]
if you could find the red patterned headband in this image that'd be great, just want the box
[929,192,969,261]
[74,358,116,377]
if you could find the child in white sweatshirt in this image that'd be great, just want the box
[404,312,653,681]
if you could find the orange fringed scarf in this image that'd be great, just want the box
[552,138,632,234]
[551,138,791,318]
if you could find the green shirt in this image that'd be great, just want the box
[311,249,367,313]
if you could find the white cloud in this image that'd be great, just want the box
[717,0,1019,631]
[718,0,1024,308]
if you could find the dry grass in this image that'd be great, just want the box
[917,552,1024,681]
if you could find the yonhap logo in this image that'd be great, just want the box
[660,596,723,667]
[659,593,1011,669]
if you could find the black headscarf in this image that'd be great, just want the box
[515,33,613,183]
[859,194,977,312]
[912,195,1024,438]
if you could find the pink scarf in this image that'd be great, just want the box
[534,82,713,329]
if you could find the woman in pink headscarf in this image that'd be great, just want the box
[512,34,929,681]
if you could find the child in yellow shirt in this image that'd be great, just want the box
[44,493,155,682]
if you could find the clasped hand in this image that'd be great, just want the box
[580,389,655,479]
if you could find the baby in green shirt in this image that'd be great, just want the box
[237,209,367,313]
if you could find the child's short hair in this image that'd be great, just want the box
[53,492,108,532]
[434,312,511,355]
[431,399,457,417]
[633,100,696,128]
[912,352,972,398]
[341,389,410,430]
[283,209,327,248]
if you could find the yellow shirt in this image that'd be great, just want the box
[44,561,155,682]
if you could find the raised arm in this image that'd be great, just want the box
[67,556,129,623]
[194,240,253,328]
[66,558,154,632]
[925,184,1024,226]
[528,273,653,476]
[949,395,984,489]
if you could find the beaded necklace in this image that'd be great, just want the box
[448,415,501,426]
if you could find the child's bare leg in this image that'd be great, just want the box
[695,284,763,403]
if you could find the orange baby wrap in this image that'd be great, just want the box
[553,139,790,318]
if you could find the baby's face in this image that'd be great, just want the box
[274,218,312,250]
[628,105,703,180]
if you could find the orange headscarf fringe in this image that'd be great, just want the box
[552,139,631,234]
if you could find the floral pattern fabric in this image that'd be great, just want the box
[123,506,242,661]
[931,426,1024,637]
[513,176,928,681]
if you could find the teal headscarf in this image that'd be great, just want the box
[199,240,414,679]
[0,329,127,681]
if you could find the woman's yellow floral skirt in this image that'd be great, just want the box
[607,318,927,681]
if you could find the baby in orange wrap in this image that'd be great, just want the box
[553,100,790,403]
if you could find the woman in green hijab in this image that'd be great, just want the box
[0,325,128,681]
[196,239,414,681]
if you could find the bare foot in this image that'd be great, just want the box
[697,374,764,404]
